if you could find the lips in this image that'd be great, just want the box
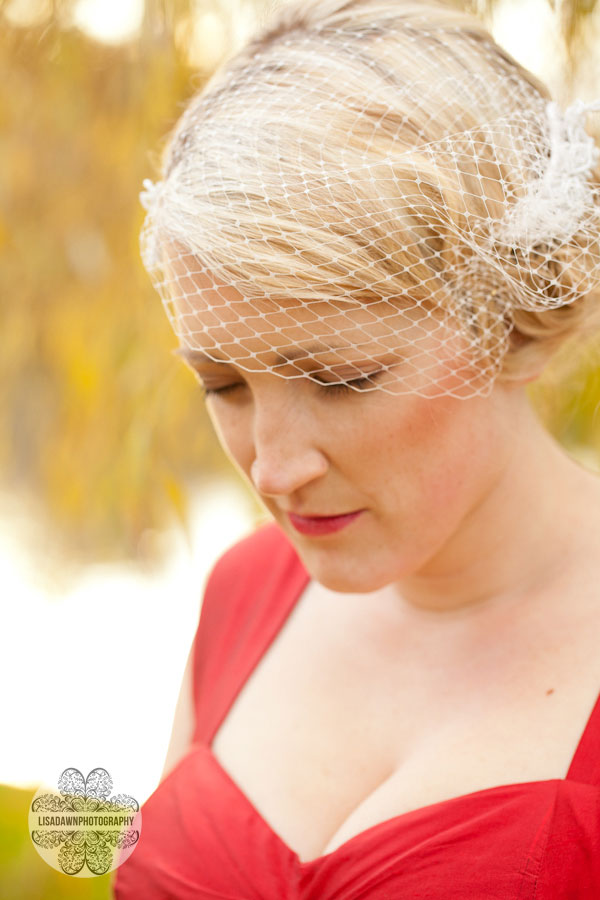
[287,510,363,536]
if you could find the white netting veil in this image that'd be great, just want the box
[139,0,600,398]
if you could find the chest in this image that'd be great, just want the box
[210,580,600,863]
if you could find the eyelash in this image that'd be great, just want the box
[202,371,383,398]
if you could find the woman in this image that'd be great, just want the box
[113,1,600,896]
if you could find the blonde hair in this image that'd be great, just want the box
[153,0,600,384]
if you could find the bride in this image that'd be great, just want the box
[113,1,600,896]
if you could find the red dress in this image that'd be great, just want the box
[113,522,600,899]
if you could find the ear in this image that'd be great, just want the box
[504,328,551,387]
[520,371,543,385]
[503,365,546,390]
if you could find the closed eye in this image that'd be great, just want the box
[202,371,384,398]
[202,382,243,397]
[309,371,384,394]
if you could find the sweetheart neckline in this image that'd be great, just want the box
[200,742,566,867]
[202,687,600,867]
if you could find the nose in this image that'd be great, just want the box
[249,395,328,497]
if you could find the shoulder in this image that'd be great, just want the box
[203,518,301,599]
[195,520,306,645]
[222,517,295,560]
[191,519,307,712]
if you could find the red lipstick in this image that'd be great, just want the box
[287,510,363,536]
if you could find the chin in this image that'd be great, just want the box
[301,549,408,595]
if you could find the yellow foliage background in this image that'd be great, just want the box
[1,9,236,565]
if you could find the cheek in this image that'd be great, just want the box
[371,396,499,510]
[207,404,253,472]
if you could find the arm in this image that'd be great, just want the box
[159,639,196,783]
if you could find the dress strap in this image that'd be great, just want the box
[566,689,600,786]
[191,522,309,745]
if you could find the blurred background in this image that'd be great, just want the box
[1,0,600,896]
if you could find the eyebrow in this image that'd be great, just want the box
[175,341,349,367]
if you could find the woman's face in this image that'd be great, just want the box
[174,266,523,594]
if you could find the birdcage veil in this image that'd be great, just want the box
[139,0,600,398]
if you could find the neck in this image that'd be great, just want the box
[394,397,597,620]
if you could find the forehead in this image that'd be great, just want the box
[163,248,458,369]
